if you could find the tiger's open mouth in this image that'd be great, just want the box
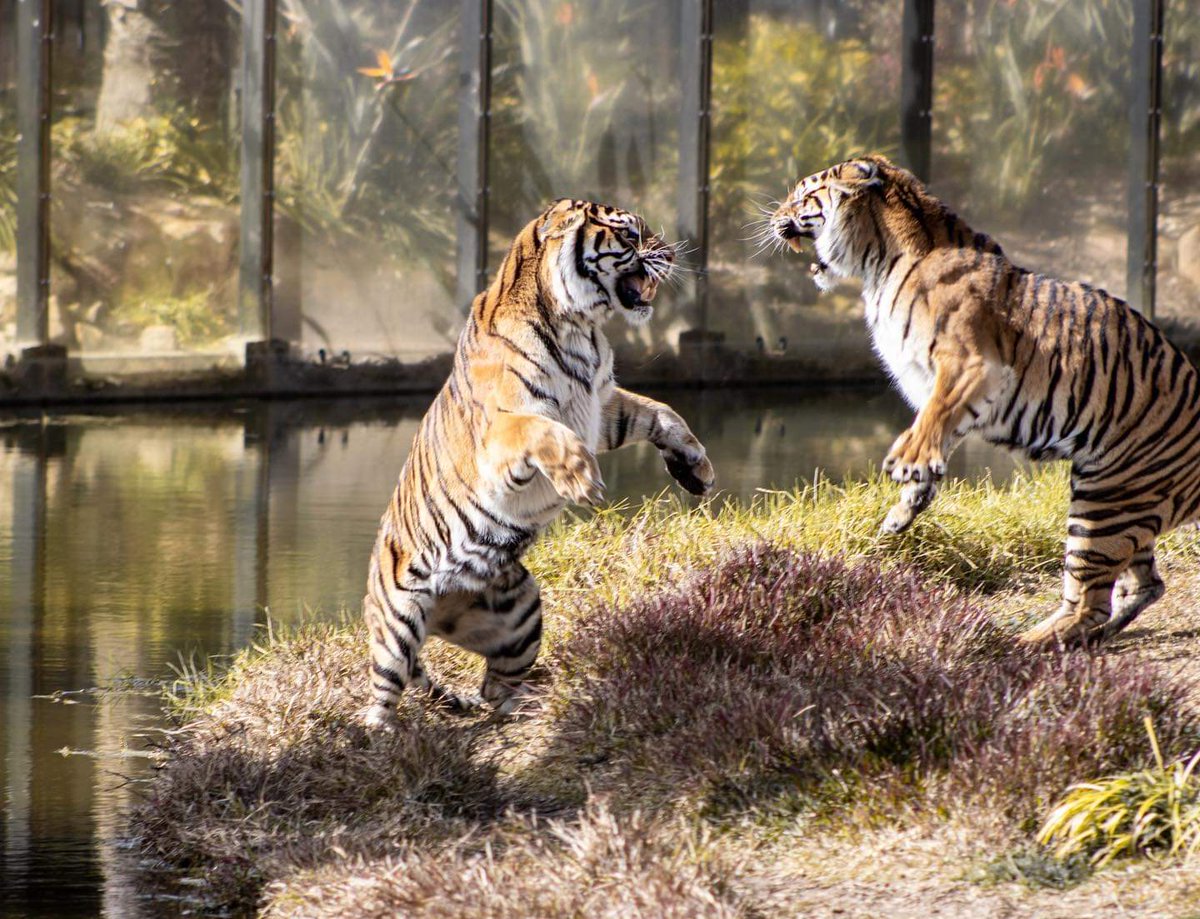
[776,226,828,279]
[616,271,658,310]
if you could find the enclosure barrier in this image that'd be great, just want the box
[0,0,1193,403]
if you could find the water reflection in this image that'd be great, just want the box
[0,388,1023,916]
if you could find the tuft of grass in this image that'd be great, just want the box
[261,797,745,919]
[1038,718,1200,866]
[529,466,1073,605]
[134,620,505,912]
[971,847,1093,890]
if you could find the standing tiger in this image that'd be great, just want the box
[363,199,714,728]
[771,154,1200,648]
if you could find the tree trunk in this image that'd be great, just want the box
[95,0,235,135]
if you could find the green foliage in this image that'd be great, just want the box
[116,287,229,346]
[488,0,679,231]
[273,0,458,289]
[53,112,238,201]
[934,0,1132,216]
[709,11,899,252]
[1038,718,1200,866]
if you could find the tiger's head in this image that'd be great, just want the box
[532,199,675,326]
[771,154,926,292]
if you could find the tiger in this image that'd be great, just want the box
[362,198,715,728]
[770,153,1200,649]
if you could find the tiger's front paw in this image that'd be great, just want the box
[664,444,715,496]
[882,430,946,485]
[541,431,604,506]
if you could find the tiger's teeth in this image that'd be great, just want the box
[787,237,805,254]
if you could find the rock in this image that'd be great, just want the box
[1177,224,1200,287]
[83,301,105,324]
[48,295,72,345]
[139,324,178,352]
[76,321,107,352]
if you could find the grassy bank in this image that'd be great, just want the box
[132,468,1200,916]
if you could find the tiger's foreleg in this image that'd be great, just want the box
[485,411,604,505]
[880,345,993,534]
[600,388,714,495]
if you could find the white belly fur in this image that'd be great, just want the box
[870,316,934,410]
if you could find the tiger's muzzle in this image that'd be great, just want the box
[617,270,658,310]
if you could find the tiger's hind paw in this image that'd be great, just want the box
[364,704,398,732]
[879,480,938,535]
[880,502,918,535]
[1018,608,1109,650]
[429,686,484,715]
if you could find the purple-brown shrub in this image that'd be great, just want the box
[542,544,1195,827]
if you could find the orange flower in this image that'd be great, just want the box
[555,2,574,27]
[357,48,417,89]
[357,49,394,80]
[1065,72,1091,99]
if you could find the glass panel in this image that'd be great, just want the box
[931,0,1132,300]
[48,0,242,365]
[708,0,902,368]
[1158,0,1200,328]
[488,0,683,356]
[1,0,15,359]
[273,0,459,362]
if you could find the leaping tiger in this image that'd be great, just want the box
[771,154,1200,649]
[363,198,714,728]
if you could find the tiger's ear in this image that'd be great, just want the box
[829,160,883,197]
[537,199,586,242]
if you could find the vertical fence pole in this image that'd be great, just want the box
[677,0,713,335]
[239,0,276,343]
[456,0,492,310]
[1126,0,1164,317]
[15,0,50,347]
[900,0,934,182]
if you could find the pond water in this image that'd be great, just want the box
[0,386,1026,917]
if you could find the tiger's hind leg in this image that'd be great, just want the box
[1103,544,1165,639]
[438,565,543,715]
[364,589,431,729]
[366,590,486,728]
[1019,482,1162,649]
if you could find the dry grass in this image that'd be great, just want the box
[129,467,1200,916]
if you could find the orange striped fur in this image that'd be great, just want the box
[363,199,714,727]
[773,154,1200,648]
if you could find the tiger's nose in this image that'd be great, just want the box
[775,217,803,240]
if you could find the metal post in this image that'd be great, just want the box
[677,0,713,333]
[5,431,47,889]
[900,0,934,182]
[15,0,50,346]
[239,0,276,341]
[1126,0,1164,317]
[456,0,492,310]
